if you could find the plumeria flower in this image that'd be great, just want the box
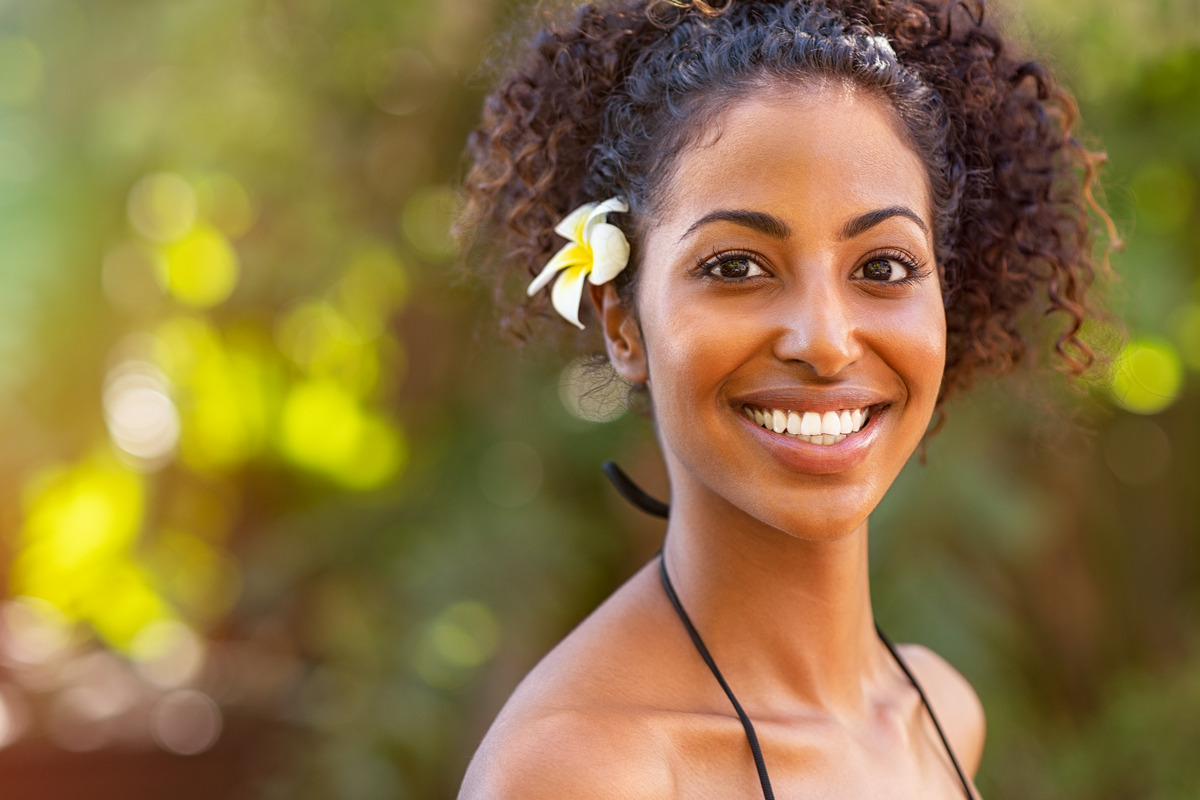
[527,197,630,329]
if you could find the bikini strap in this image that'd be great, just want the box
[659,555,776,800]
[603,461,670,519]
[875,626,978,799]
[607,463,975,799]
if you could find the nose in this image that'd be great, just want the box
[770,282,864,377]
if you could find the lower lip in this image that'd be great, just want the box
[739,406,887,475]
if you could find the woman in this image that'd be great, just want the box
[457,0,1106,796]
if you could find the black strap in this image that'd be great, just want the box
[603,461,669,519]
[875,626,978,799]
[659,555,775,800]
[606,464,975,799]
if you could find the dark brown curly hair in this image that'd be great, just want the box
[458,0,1114,403]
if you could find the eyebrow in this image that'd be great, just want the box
[840,206,929,239]
[678,205,929,243]
[678,209,791,242]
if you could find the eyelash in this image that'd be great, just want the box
[695,248,931,286]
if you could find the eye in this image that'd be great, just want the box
[701,252,768,281]
[853,254,917,283]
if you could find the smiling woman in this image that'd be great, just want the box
[457,1,1108,797]
[622,86,946,537]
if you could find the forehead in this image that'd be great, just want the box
[650,81,931,233]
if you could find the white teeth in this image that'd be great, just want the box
[786,411,802,435]
[743,404,876,445]
[800,411,822,436]
[821,411,840,436]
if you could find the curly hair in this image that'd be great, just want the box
[459,0,1114,403]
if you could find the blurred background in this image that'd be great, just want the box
[0,0,1195,797]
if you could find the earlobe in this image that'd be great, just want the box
[589,283,648,385]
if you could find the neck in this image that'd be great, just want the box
[661,481,885,718]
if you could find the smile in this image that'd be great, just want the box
[742,404,873,445]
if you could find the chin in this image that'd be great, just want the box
[761,487,879,543]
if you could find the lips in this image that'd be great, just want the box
[735,395,891,475]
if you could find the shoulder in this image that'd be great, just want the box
[459,704,675,800]
[895,643,986,776]
[460,564,688,799]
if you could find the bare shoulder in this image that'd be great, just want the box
[460,564,684,799]
[895,642,986,775]
[459,703,674,800]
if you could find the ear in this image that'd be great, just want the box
[589,282,648,385]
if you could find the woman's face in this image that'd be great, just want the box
[603,81,946,540]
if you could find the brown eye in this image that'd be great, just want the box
[863,259,892,280]
[855,256,911,283]
[718,258,751,278]
[704,254,766,280]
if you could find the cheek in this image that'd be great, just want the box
[874,294,947,403]
[640,291,754,396]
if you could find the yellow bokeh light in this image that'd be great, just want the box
[19,458,144,572]
[153,318,279,472]
[277,380,405,489]
[14,453,176,650]
[157,225,240,308]
[279,379,362,469]
[90,563,174,647]
[1109,337,1184,415]
[183,345,276,470]
[339,415,405,491]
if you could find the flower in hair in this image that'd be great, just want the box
[527,197,630,329]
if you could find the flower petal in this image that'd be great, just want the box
[550,263,591,329]
[527,242,588,296]
[582,197,629,241]
[554,202,596,242]
[587,223,631,284]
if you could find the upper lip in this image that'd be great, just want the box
[734,387,891,414]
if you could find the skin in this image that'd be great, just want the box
[460,80,985,799]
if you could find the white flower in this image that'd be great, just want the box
[526,197,630,329]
